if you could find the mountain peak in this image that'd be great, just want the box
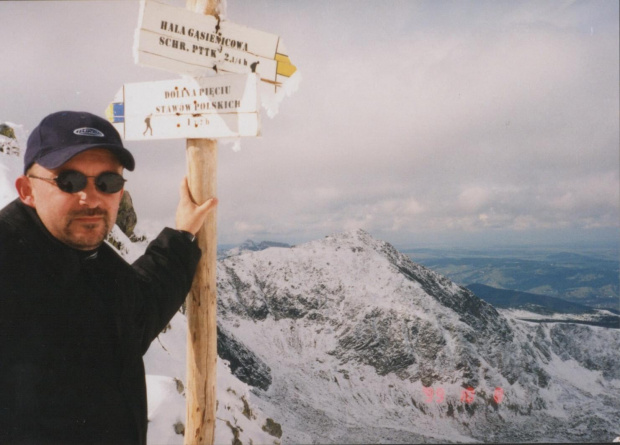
[321,228,391,252]
[324,228,374,243]
[222,239,292,258]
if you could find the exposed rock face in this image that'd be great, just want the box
[115,191,137,238]
[0,124,16,140]
[215,229,620,443]
[549,323,620,379]
[0,123,20,156]
[217,325,272,391]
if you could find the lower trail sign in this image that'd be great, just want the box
[106,74,260,140]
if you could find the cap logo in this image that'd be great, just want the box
[73,127,105,137]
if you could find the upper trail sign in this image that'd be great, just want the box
[135,0,296,87]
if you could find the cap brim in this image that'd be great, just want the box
[34,144,135,172]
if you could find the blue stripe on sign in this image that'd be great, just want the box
[113,103,125,123]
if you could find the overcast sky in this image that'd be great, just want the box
[1,0,618,248]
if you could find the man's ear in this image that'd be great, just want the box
[15,175,36,208]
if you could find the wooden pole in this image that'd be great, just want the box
[185,139,217,445]
[184,2,220,445]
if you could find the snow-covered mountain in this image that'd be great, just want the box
[216,229,620,443]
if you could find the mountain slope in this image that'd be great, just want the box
[216,229,620,443]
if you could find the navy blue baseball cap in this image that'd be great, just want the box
[24,111,135,173]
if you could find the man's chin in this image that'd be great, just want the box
[62,225,110,251]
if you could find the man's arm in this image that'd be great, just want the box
[130,177,217,354]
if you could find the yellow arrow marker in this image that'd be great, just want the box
[275,53,297,78]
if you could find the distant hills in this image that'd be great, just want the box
[466,283,619,329]
[411,248,619,311]
[466,283,596,314]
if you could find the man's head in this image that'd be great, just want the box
[16,111,136,251]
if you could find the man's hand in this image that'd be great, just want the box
[175,177,218,235]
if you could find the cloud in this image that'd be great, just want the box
[458,187,492,213]
[0,0,617,247]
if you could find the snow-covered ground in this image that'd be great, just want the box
[143,312,281,445]
[499,307,618,322]
[0,147,21,208]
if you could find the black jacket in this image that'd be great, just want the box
[0,199,201,444]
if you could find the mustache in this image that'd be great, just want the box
[69,208,109,218]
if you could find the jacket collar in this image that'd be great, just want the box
[15,200,100,285]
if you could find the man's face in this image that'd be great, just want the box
[19,148,124,251]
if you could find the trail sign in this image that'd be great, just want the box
[135,0,296,87]
[106,74,260,140]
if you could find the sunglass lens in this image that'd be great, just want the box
[56,171,87,193]
[95,172,125,193]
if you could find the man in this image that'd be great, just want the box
[0,111,217,444]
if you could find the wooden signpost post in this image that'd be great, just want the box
[184,1,220,442]
[108,1,297,443]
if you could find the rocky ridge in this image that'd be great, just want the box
[221,239,292,259]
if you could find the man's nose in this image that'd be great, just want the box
[77,179,103,208]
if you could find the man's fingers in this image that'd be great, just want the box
[198,197,218,213]
[180,177,217,209]
[179,177,192,202]
[175,177,218,235]
[194,197,219,220]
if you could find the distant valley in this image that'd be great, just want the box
[466,283,619,329]
[408,246,619,311]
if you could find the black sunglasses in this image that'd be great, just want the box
[28,170,126,194]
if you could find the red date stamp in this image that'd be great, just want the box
[422,386,504,405]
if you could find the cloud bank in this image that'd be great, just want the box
[0,0,617,247]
